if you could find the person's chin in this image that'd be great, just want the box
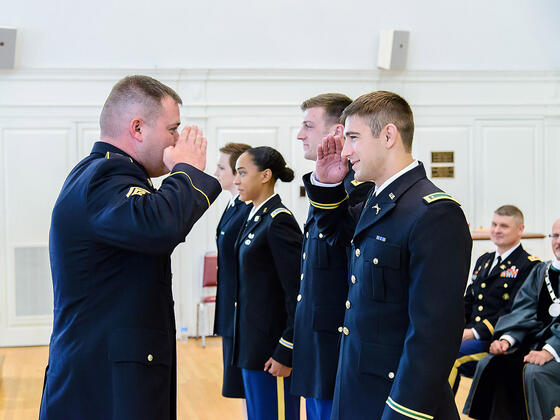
[304,151,316,161]
[352,164,363,179]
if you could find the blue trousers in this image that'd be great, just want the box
[448,338,489,394]
[241,369,300,420]
[305,398,332,420]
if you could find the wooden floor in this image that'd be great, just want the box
[0,337,473,420]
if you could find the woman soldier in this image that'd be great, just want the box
[232,146,303,420]
[213,142,252,405]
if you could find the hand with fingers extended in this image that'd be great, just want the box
[315,134,348,184]
[163,125,207,172]
[264,357,292,377]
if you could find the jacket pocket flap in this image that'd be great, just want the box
[365,241,400,269]
[358,341,401,379]
[108,328,172,366]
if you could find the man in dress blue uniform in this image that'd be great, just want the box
[292,93,372,420]
[464,218,560,420]
[449,205,540,394]
[308,91,472,420]
[39,75,221,420]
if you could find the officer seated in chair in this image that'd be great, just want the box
[449,205,540,394]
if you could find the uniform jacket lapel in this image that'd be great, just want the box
[218,197,243,231]
[353,163,426,239]
[480,252,496,279]
[235,195,281,246]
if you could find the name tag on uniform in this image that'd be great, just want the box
[376,235,387,242]
[220,231,225,235]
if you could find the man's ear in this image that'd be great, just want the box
[130,118,144,142]
[332,124,344,137]
[384,124,398,149]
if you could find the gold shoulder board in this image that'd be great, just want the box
[271,208,292,218]
[423,192,461,205]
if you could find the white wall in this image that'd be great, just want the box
[0,68,559,346]
[1,0,560,346]
[2,0,560,70]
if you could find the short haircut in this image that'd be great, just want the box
[219,142,252,173]
[495,205,524,225]
[300,93,352,126]
[340,91,414,152]
[100,75,182,138]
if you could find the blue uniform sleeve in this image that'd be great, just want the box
[267,212,303,367]
[302,172,367,248]
[87,159,221,255]
[382,202,472,420]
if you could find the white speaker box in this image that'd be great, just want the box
[377,29,409,70]
[0,27,17,69]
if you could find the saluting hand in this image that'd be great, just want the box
[163,125,207,172]
[489,339,510,354]
[264,357,292,377]
[315,134,348,184]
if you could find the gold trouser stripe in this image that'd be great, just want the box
[482,319,494,335]
[276,376,285,420]
[522,363,530,419]
[168,171,211,208]
[448,352,488,389]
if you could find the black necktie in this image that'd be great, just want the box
[489,255,502,276]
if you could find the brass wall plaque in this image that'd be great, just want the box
[431,151,454,163]
[431,166,455,178]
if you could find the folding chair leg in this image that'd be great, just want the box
[201,302,206,348]
[195,302,200,338]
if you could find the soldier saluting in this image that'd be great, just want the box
[306,90,472,420]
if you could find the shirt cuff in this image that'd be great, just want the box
[543,344,560,362]
[472,328,480,340]
[500,334,516,347]
[310,171,342,187]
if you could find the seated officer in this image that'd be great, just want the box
[464,218,560,420]
[449,205,540,393]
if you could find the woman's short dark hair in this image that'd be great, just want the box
[245,146,294,182]
[219,142,252,173]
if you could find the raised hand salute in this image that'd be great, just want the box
[164,125,207,171]
[315,134,348,184]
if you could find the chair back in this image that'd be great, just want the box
[202,253,218,288]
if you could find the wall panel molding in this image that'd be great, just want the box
[0,68,558,345]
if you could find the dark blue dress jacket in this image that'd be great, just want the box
[307,162,472,420]
[214,196,253,338]
[232,194,303,369]
[291,170,373,400]
[39,142,221,420]
[465,245,540,340]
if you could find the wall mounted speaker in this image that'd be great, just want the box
[377,29,409,70]
[0,27,17,69]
